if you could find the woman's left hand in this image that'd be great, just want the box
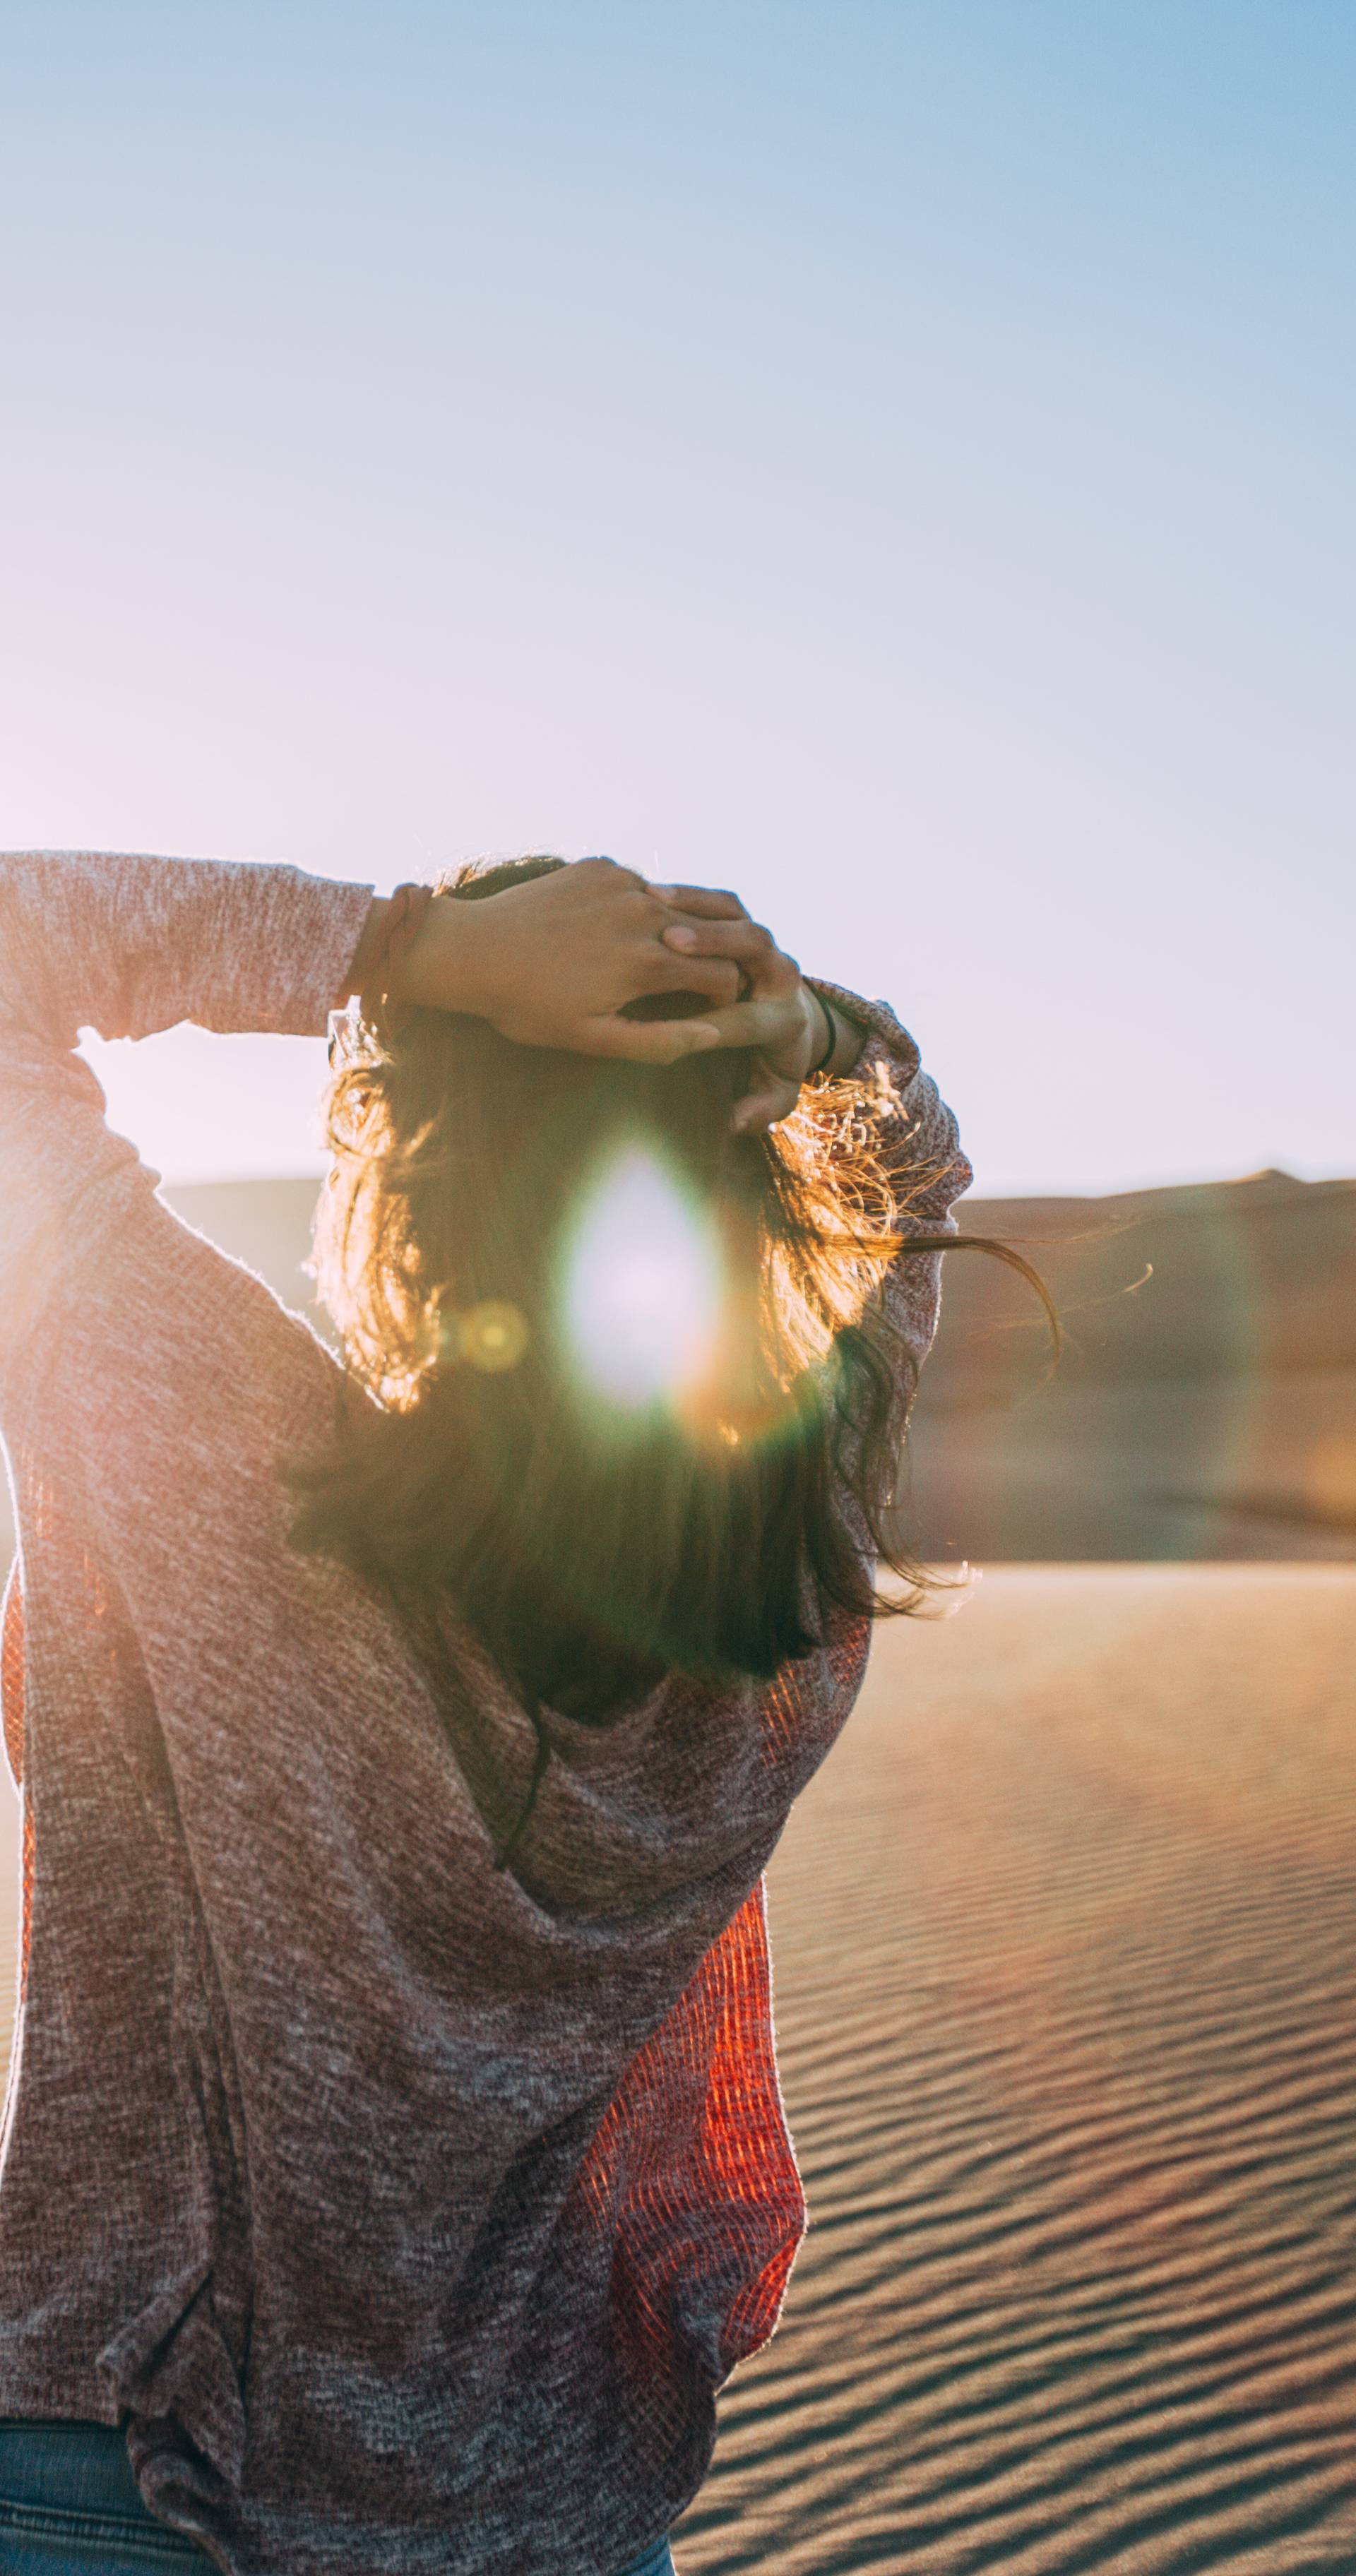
[388,859,747,1061]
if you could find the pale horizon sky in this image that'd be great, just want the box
[2,2,1352,1195]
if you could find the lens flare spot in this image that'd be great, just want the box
[458,1299,530,1373]
[559,1147,722,1411]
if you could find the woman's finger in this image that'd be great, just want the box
[732,1072,804,1134]
[580,1013,723,1063]
[639,946,744,1002]
[675,991,801,1053]
[650,884,748,920]
[665,926,802,1003]
[660,918,778,967]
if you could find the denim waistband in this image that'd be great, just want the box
[0,2421,676,2574]
[614,2541,677,2576]
[0,2417,207,2568]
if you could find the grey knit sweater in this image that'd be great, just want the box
[0,853,969,2575]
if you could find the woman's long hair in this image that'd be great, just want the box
[289,858,1049,1747]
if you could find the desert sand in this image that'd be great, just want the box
[2,1567,1354,2573]
[672,1568,1356,2573]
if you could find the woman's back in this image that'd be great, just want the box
[0,848,968,2573]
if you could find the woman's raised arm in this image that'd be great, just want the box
[0,851,374,1056]
[0,849,747,1376]
[0,850,375,1371]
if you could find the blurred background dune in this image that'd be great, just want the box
[910,1167,1356,1564]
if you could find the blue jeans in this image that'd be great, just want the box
[0,2421,677,2573]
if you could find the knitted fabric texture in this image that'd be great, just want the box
[0,854,970,2576]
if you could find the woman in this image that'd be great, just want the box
[0,848,970,2575]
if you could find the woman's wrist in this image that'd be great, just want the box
[388,894,476,1013]
[807,986,867,1080]
[339,896,397,1003]
[340,890,479,1015]
[806,990,838,1076]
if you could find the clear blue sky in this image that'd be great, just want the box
[2,1,1351,1194]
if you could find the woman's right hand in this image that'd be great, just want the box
[389,858,745,1063]
[655,884,865,1131]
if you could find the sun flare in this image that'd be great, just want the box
[557,1146,723,1414]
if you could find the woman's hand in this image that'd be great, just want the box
[388,859,744,1063]
[655,884,864,1131]
[357,857,862,1116]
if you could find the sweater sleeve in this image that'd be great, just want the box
[0,852,374,1379]
[806,977,973,1394]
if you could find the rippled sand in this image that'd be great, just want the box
[674,1567,1356,2574]
[3,1570,1353,2572]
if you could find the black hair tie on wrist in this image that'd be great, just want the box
[808,991,838,1077]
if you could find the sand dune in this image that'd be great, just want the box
[3,1568,1354,2570]
[910,1171,1356,1562]
[672,1569,1356,2572]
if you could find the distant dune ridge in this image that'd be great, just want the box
[908,1168,1356,1565]
[4,1165,1352,1573]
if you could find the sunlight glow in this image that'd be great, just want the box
[453,1299,530,1373]
[559,1147,722,1412]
